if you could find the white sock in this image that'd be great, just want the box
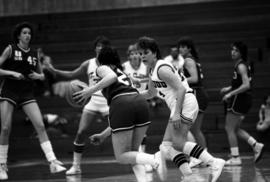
[230,147,239,157]
[0,145,8,163]
[247,137,257,147]
[135,152,156,166]
[160,142,191,176]
[41,141,56,162]
[183,142,214,164]
[73,152,82,166]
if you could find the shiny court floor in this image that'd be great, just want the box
[7,153,270,182]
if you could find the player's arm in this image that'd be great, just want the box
[0,45,24,80]
[184,58,198,84]
[90,65,117,93]
[44,60,88,80]
[89,127,112,145]
[140,79,157,99]
[73,65,117,102]
[158,65,186,123]
[258,105,265,121]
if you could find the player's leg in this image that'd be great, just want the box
[23,102,66,173]
[66,110,99,175]
[237,119,264,163]
[0,101,14,180]
[224,112,242,165]
[132,126,150,182]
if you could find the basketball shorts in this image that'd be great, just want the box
[227,93,252,115]
[169,93,199,126]
[83,94,109,115]
[193,87,209,113]
[109,93,151,133]
[0,87,36,107]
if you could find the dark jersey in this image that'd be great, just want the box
[101,66,138,105]
[1,44,38,91]
[231,61,252,92]
[183,56,204,88]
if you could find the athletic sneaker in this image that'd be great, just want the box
[0,163,8,180]
[66,165,81,175]
[50,160,66,173]
[209,158,225,182]
[254,143,264,163]
[225,157,242,166]
[154,151,167,181]
[189,157,203,168]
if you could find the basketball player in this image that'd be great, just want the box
[178,37,209,168]
[0,22,66,180]
[164,46,185,72]
[220,41,264,165]
[122,44,153,180]
[44,36,111,175]
[122,44,148,92]
[136,36,225,182]
[73,47,167,182]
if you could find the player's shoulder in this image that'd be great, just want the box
[164,55,172,62]
[87,57,96,63]
[156,59,173,67]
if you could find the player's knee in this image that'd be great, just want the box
[225,124,233,133]
[35,125,46,134]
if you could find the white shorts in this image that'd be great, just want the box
[83,95,109,115]
[169,93,199,125]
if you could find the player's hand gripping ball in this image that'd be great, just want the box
[65,80,91,108]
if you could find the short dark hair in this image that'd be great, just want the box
[93,35,111,48]
[12,22,34,43]
[136,36,161,59]
[98,47,123,70]
[231,41,248,61]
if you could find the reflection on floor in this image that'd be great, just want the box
[6,153,270,182]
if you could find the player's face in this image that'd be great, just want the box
[171,47,179,59]
[95,43,103,56]
[139,49,156,68]
[18,27,31,45]
[178,45,190,58]
[231,46,241,61]
[129,50,140,66]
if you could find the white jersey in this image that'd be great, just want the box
[150,59,192,110]
[122,61,148,92]
[84,58,108,112]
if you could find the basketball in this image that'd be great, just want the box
[65,80,91,108]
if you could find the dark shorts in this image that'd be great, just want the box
[227,93,252,115]
[0,88,36,107]
[109,93,151,133]
[193,87,209,112]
